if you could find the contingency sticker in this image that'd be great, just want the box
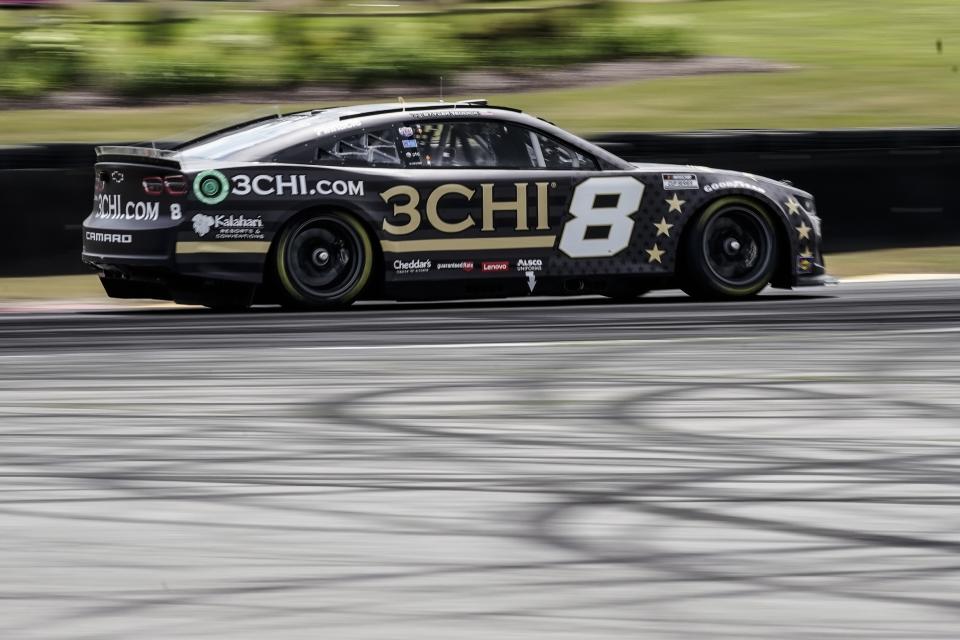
[662,173,700,190]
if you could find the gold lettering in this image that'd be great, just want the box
[380,185,421,236]
[535,182,549,230]
[426,184,475,234]
[481,182,528,232]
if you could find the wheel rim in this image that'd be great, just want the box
[284,217,364,300]
[701,206,773,287]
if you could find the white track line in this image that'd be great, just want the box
[299,325,960,351]
[840,273,960,283]
[1,326,959,360]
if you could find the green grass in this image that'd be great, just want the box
[1,1,685,101]
[826,247,960,279]
[502,0,960,133]
[0,275,107,300]
[1,248,958,301]
[2,0,959,141]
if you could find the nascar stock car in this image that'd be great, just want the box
[82,100,829,309]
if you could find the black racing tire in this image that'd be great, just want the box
[274,211,374,309]
[680,197,778,300]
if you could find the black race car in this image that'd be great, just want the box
[82,100,829,309]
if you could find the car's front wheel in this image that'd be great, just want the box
[274,211,374,309]
[681,197,778,300]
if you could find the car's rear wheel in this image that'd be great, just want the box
[274,211,374,309]
[681,197,777,300]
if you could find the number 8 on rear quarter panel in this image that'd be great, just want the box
[559,176,645,258]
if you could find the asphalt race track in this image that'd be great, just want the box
[1,279,960,639]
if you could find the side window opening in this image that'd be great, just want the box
[316,128,401,167]
[399,119,597,170]
[400,120,537,169]
[270,141,317,164]
[533,132,598,170]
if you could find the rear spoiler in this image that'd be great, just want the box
[95,145,182,169]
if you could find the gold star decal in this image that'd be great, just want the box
[665,194,685,214]
[796,221,812,240]
[653,217,674,237]
[646,244,665,264]
[785,196,802,216]
[799,247,814,258]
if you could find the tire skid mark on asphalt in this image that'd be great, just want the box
[321,336,960,621]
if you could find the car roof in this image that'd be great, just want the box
[292,99,515,121]
[175,100,516,151]
[175,99,632,169]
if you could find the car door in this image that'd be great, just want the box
[381,117,611,292]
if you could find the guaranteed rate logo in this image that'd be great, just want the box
[436,261,474,272]
[193,170,230,205]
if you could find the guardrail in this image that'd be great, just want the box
[2,129,958,277]
[1,144,97,277]
[593,128,960,254]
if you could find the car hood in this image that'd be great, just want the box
[629,162,811,199]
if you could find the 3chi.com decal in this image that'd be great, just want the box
[192,170,365,205]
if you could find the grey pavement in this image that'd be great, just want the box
[1,280,959,639]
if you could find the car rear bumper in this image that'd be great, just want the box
[82,213,269,306]
[83,256,260,306]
